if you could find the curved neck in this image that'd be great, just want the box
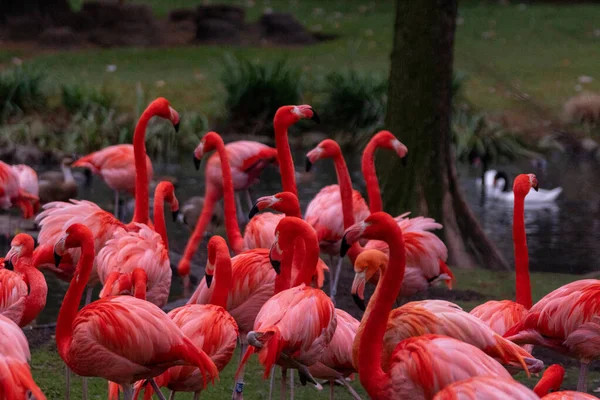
[358,224,406,396]
[332,151,357,230]
[131,107,155,225]
[56,235,95,361]
[153,189,169,250]
[274,120,297,197]
[513,194,532,309]
[215,143,245,254]
[20,265,48,327]
[293,234,320,287]
[210,248,233,309]
[275,248,294,294]
[361,140,383,213]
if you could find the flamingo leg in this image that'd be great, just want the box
[235,193,247,225]
[280,368,287,400]
[289,369,294,400]
[122,384,133,400]
[336,378,362,400]
[65,366,70,400]
[114,191,120,219]
[330,256,344,305]
[578,361,589,392]
[328,255,335,296]
[193,392,200,400]
[85,286,93,305]
[233,341,247,399]
[150,379,167,400]
[82,376,88,400]
[329,380,334,400]
[169,391,176,400]
[268,366,275,400]
[244,189,253,212]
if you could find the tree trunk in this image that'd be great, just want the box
[0,0,70,23]
[378,0,509,270]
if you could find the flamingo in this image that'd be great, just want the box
[38,155,78,204]
[534,365,599,399]
[0,314,46,399]
[432,376,539,400]
[11,164,39,209]
[135,236,238,399]
[97,181,179,307]
[340,212,515,400]
[33,97,179,300]
[470,174,539,337]
[177,139,278,284]
[236,217,336,398]
[73,144,154,218]
[52,223,218,400]
[349,249,542,375]
[1,233,47,327]
[0,160,38,220]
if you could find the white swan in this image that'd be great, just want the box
[476,170,562,203]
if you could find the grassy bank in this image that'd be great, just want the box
[29,266,600,398]
[3,0,600,120]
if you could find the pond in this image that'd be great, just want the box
[7,145,600,324]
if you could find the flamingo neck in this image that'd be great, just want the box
[210,246,233,309]
[153,188,168,250]
[56,234,95,362]
[275,249,294,294]
[274,120,297,197]
[513,193,532,309]
[214,142,244,254]
[131,107,155,225]
[361,139,383,213]
[358,223,406,396]
[20,264,48,327]
[293,232,320,287]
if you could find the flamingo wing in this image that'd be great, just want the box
[0,269,27,325]
[243,212,284,250]
[11,164,39,197]
[542,392,600,400]
[470,300,528,336]
[432,376,539,400]
[312,308,359,378]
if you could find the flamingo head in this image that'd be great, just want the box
[513,173,539,197]
[249,192,299,219]
[193,131,224,170]
[5,233,35,270]
[270,217,319,275]
[351,249,388,311]
[341,212,399,257]
[305,139,341,172]
[155,181,180,222]
[150,97,180,132]
[534,364,565,397]
[274,105,320,128]
[205,236,230,289]
[53,224,93,267]
[372,130,408,165]
[269,232,283,275]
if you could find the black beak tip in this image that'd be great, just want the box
[54,251,62,268]
[305,157,312,173]
[172,210,179,222]
[340,236,350,258]
[205,274,213,288]
[533,185,539,192]
[352,293,366,311]
[174,122,180,132]
[249,204,259,220]
[270,258,281,275]
[310,110,320,124]
[193,156,201,171]
[5,259,13,271]
[401,156,408,167]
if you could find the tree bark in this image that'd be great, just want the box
[378,0,509,270]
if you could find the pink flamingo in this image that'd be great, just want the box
[470,174,539,337]
[432,376,538,400]
[73,144,154,217]
[1,234,47,327]
[34,98,179,302]
[177,139,278,282]
[135,236,239,400]
[341,212,514,400]
[237,217,336,397]
[97,181,179,307]
[534,364,599,399]
[53,223,218,400]
[11,164,39,214]
[0,314,46,399]
[0,160,38,219]
[349,250,542,375]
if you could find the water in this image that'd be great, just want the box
[9,146,600,324]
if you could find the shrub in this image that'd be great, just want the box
[0,67,47,121]
[61,83,117,115]
[220,54,302,132]
[319,69,387,135]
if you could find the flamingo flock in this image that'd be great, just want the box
[0,97,599,400]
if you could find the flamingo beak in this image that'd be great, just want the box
[174,122,180,132]
[193,156,201,171]
[205,274,213,288]
[54,251,62,268]
[310,110,320,124]
[532,183,539,192]
[269,253,281,275]
[172,210,179,222]
[249,203,260,220]
[305,157,313,172]
[353,293,365,311]
[401,155,408,167]
[5,258,13,271]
